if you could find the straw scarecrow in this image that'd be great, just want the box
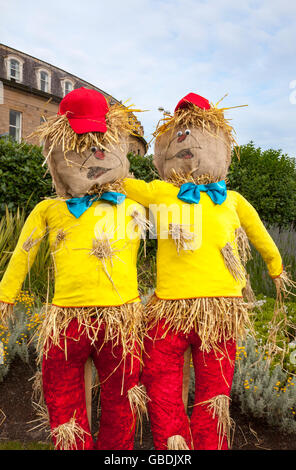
[0,87,147,450]
[123,92,294,450]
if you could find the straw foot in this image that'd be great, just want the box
[167,434,190,450]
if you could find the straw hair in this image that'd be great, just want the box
[275,269,296,301]
[153,98,246,150]
[37,303,144,362]
[234,227,255,302]
[264,269,296,362]
[53,229,67,247]
[235,227,252,266]
[22,229,41,252]
[128,384,149,441]
[0,302,13,327]
[166,168,223,187]
[29,100,144,162]
[168,223,195,253]
[51,411,90,450]
[145,295,254,353]
[242,274,256,305]
[131,210,154,256]
[87,179,126,197]
[28,402,50,434]
[0,409,6,427]
[199,395,234,450]
[221,242,246,282]
[128,384,149,419]
[90,233,121,293]
[167,435,190,450]
[131,210,154,239]
[91,236,117,262]
[30,370,45,406]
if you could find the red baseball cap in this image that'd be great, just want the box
[175,93,211,112]
[58,87,109,134]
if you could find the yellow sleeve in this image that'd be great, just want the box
[234,192,283,278]
[123,178,161,207]
[0,201,48,304]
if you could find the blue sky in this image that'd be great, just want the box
[1,0,296,156]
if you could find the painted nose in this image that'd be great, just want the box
[177,134,187,143]
[94,150,105,160]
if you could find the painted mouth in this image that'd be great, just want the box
[175,149,194,160]
[87,166,111,180]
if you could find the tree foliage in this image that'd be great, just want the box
[127,152,160,182]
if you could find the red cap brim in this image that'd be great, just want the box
[68,117,107,135]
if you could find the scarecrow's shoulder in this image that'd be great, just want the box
[226,190,244,204]
[29,198,67,218]
[148,179,179,197]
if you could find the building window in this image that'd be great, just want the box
[10,59,20,80]
[37,68,51,93]
[9,110,22,143]
[63,80,74,96]
[5,56,23,82]
[40,70,50,93]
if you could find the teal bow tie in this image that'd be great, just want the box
[177,181,227,205]
[66,192,126,218]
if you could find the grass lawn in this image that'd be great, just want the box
[0,440,53,450]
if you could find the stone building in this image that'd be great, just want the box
[0,44,147,155]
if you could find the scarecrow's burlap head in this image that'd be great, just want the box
[153,93,241,183]
[31,88,143,198]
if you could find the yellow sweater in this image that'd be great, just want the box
[0,198,144,307]
[124,178,283,299]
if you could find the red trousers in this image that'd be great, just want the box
[141,320,236,450]
[42,318,140,450]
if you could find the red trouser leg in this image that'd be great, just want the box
[93,332,141,450]
[42,319,94,450]
[190,337,236,450]
[141,321,193,450]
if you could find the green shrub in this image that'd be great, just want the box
[231,337,296,434]
[228,142,296,228]
[127,153,160,182]
[0,291,42,382]
[0,137,53,217]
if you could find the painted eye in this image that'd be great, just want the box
[90,146,97,153]
[185,129,191,135]
[177,130,183,137]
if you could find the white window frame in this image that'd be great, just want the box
[5,55,24,83]
[9,109,22,143]
[61,78,74,96]
[37,68,51,93]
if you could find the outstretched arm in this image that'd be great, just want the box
[0,202,47,323]
[234,192,283,278]
[123,178,162,208]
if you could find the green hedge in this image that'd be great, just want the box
[0,137,53,217]
[228,142,296,228]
